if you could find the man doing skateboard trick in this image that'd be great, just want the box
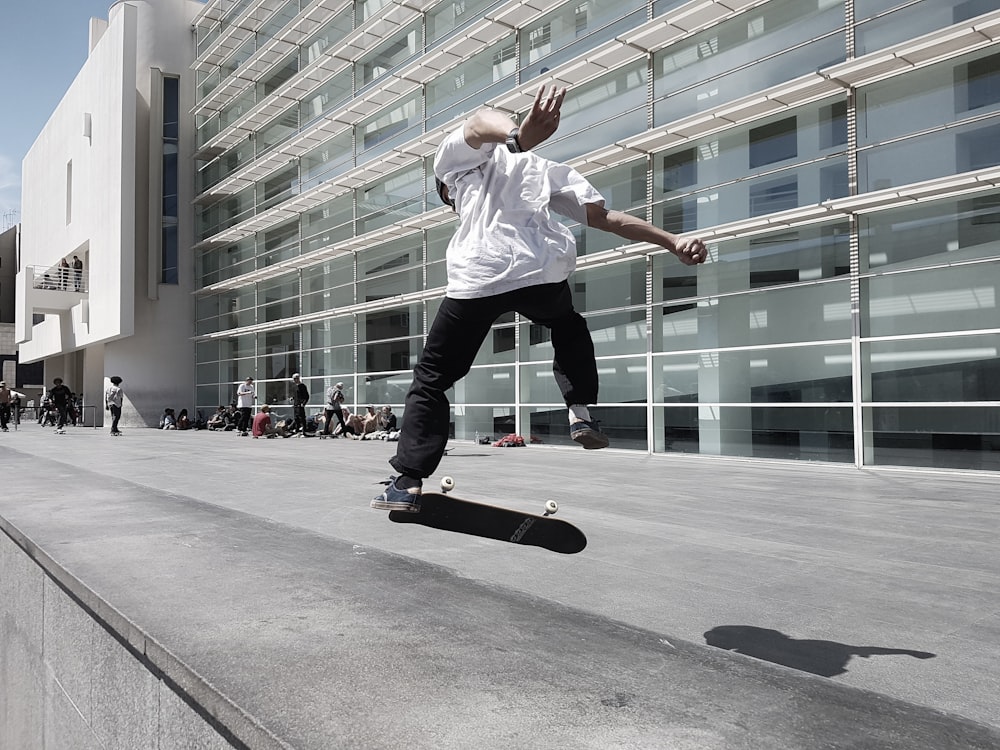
[372,85,706,513]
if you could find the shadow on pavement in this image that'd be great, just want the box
[704,625,936,678]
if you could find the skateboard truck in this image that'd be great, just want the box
[439,476,558,516]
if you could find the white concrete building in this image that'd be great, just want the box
[15,0,204,426]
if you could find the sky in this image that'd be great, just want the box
[0,0,122,228]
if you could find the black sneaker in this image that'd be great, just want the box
[570,420,609,450]
[371,476,422,513]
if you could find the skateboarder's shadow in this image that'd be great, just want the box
[704,625,935,677]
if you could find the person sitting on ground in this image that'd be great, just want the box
[252,404,277,438]
[206,406,226,431]
[378,405,397,433]
[222,404,240,431]
[359,405,380,439]
[160,408,177,430]
[176,409,191,430]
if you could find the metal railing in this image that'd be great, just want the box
[29,264,89,293]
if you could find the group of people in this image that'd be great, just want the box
[158,407,204,431]
[38,255,84,291]
[227,375,398,440]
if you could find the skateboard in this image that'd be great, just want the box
[388,477,587,554]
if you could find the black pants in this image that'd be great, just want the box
[0,403,9,429]
[390,281,597,479]
[238,407,252,433]
[324,407,350,436]
[56,402,69,429]
[109,405,121,433]
[293,404,307,433]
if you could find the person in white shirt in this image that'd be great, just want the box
[373,85,706,513]
[236,376,256,436]
[104,376,125,435]
[0,382,26,432]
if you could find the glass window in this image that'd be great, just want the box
[520,0,646,81]
[426,38,517,128]
[302,255,356,314]
[305,345,356,377]
[855,0,1000,55]
[655,222,851,309]
[655,343,853,404]
[862,263,1000,337]
[749,117,797,169]
[539,63,647,162]
[358,22,421,85]
[258,54,299,99]
[304,317,355,350]
[652,102,850,229]
[257,328,301,386]
[300,128,353,190]
[258,274,299,323]
[259,220,299,268]
[257,108,299,157]
[866,406,1000,470]
[362,371,413,406]
[258,164,298,212]
[572,260,646,313]
[301,8,353,65]
[652,0,844,123]
[427,0,497,43]
[860,191,1000,272]
[357,92,421,160]
[527,405,649,450]
[653,405,854,461]
[356,236,423,301]
[359,303,424,372]
[859,48,1000,149]
[301,194,353,254]
[865,334,1000,402]
[356,165,424,235]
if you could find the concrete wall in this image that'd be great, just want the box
[0,530,234,750]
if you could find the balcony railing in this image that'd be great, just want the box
[29,264,89,293]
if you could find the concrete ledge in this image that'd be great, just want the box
[1,441,999,749]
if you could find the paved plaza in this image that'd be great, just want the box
[1,424,998,748]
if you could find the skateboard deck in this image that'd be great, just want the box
[389,491,586,554]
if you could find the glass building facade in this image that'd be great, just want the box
[190,0,1000,470]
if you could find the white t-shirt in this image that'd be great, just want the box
[236,383,255,408]
[433,128,605,299]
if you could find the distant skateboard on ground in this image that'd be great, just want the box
[387,477,587,554]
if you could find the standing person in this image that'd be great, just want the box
[49,378,73,434]
[73,255,84,291]
[1,384,27,432]
[105,376,125,435]
[372,85,706,512]
[59,258,71,289]
[0,382,14,432]
[323,381,351,437]
[236,376,255,436]
[290,373,309,436]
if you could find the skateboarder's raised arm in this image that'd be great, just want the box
[585,204,707,267]
[463,85,566,151]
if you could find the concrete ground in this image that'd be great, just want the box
[1,424,998,748]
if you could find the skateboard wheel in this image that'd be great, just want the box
[440,476,455,493]
[544,500,559,516]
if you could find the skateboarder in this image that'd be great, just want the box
[104,376,125,435]
[372,84,706,513]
